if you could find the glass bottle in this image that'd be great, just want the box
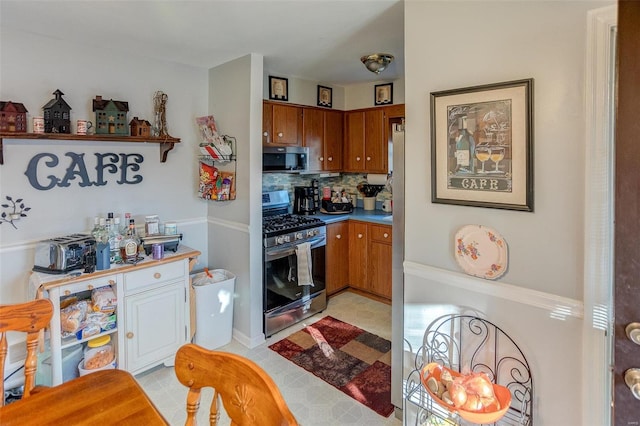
[108,214,123,264]
[119,219,140,263]
[455,116,476,174]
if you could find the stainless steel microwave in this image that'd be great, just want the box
[263,146,309,173]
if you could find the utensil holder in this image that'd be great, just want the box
[364,197,376,211]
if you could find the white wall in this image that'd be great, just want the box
[208,54,265,347]
[262,74,405,111]
[0,28,209,303]
[403,1,613,424]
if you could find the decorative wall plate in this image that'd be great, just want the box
[454,224,508,280]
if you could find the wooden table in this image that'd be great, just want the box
[0,369,168,425]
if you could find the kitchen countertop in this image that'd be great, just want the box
[315,208,393,225]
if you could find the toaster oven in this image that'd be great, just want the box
[33,234,96,274]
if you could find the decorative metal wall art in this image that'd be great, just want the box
[0,196,31,229]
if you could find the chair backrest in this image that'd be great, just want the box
[0,298,53,406]
[175,343,298,426]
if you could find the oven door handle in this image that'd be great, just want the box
[265,236,326,261]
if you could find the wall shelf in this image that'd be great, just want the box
[0,132,181,164]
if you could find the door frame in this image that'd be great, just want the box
[584,5,616,425]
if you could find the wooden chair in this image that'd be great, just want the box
[175,343,298,426]
[0,298,53,406]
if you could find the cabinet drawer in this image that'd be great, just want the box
[370,225,392,244]
[124,262,184,294]
[58,276,117,296]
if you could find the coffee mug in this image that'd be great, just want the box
[382,199,393,212]
[77,120,93,135]
[33,117,45,133]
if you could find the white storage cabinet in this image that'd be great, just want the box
[37,247,200,385]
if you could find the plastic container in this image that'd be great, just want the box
[80,335,115,374]
[191,269,236,350]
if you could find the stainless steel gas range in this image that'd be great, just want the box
[262,190,326,337]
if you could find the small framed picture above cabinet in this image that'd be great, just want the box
[374,83,393,106]
[317,85,332,108]
[269,76,289,101]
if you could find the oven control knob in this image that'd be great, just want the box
[295,232,303,240]
[307,230,315,237]
[276,236,285,245]
[283,235,291,243]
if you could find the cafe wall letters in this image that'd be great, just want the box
[25,152,144,190]
[430,79,534,212]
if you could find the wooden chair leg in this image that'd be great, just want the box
[185,388,201,426]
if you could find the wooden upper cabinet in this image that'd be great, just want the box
[263,101,302,146]
[343,107,387,173]
[302,108,343,172]
[344,111,366,172]
[364,108,386,172]
[302,107,324,170]
[324,110,343,171]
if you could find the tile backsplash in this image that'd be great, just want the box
[262,173,391,210]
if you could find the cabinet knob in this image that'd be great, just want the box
[626,323,640,345]
[625,368,640,400]
[277,132,283,138]
[356,156,361,162]
[328,156,333,162]
[108,280,115,285]
[64,290,71,296]
[319,156,324,161]
[366,156,371,161]
[358,233,363,239]
[87,285,94,291]
[383,233,389,238]
[126,332,134,339]
[154,272,161,279]
[263,131,268,137]
[336,234,341,239]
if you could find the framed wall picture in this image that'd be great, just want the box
[317,85,332,108]
[430,78,534,211]
[269,76,288,101]
[374,83,393,105]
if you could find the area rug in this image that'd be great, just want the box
[268,316,394,417]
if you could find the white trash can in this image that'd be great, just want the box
[191,269,236,350]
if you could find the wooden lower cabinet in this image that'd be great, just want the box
[342,220,392,300]
[348,221,368,291]
[368,224,393,299]
[325,221,349,295]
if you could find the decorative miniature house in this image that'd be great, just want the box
[92,95,129,135]
[0,101,28,133]
[129,116,152,137]
[43,89,71,133]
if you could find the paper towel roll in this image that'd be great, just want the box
[366,173,388,185]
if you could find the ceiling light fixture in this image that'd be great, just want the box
[360,53,394,74]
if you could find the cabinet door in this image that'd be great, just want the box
[364,108,387,173]
[324,110,343,171]
[348,221,368,290]
[369,224,392,300]
[326,221,349,295]
[302,107,324,171]
[272,103,301,146]
[262,101,273,145]
[344,111,365,172]
[124,282,185,374]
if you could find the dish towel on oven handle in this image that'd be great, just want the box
[295,242,314,286]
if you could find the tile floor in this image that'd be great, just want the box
[136,291,402,425]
